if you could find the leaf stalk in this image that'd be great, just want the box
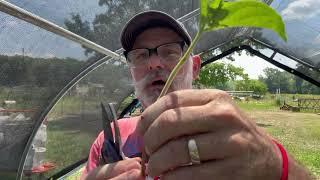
[157,30,202,99]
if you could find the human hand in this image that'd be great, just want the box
[84,157,144,180]
[137,89,282,180]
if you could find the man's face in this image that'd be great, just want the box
[128,27,198,108]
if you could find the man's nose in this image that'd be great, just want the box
[148,54,165,70]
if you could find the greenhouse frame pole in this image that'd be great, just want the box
[0,0,125,62]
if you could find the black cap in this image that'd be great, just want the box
[120,10,192,51]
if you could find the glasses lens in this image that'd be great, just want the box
[126,42,185,67]
[127,49,149,67]
[158,43,183,63]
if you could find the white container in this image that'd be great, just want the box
[33,124,47,148]
[24,123,48,170]
[33,147,46,167]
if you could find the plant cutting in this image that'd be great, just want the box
[158,0,287,99]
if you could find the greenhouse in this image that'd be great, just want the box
[0,0,319,179]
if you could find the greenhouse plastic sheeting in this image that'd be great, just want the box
[0,0,319,179]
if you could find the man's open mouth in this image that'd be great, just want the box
[151,80,166,86]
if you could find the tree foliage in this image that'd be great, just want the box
[195,64,319,95]
[64,0,199,56]
[65,14,95,55]
[295,64,320,94]
[0,55,83,88]
[195,62,247,89]
[259,67,320,94]
[259,67,295,93]
[235,79,267,95]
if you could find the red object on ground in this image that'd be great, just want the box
[0,109,36,113]
[31,162,55,173]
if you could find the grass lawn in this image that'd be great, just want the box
[236,95,320,178]
[37,112,102,179]
[238,103,320,178]
[34,95,320,179]
[45,129,92,176]
[237,100,278,111]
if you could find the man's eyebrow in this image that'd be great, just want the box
[133,40,184,49]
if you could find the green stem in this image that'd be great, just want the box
[157,30,202,99]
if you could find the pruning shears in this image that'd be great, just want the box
[100,102,125,163]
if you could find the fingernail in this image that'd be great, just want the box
[134,157,142,162]
[137,115,144,134]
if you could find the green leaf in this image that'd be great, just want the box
[200,0,287,41]
[200,0,223,30]
[209,0,222,9]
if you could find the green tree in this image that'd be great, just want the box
[259,66,320,94]
[295,64,320,94]
[64,0,199,57]
[259,67,295,93]
[301,81,320,94]
[0,55,83,88]
[195,62,247,89]
[65,14,95,55]
[235,79,267,95]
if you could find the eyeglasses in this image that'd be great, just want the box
[124,41,186,68]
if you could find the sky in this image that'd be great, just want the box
[218,0,320,79]
[280,0,320,21]
[220,52,280,79]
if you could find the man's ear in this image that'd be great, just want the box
[192,54,201,80]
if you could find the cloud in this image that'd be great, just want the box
[281,0,320,20]
[220,53,280,79]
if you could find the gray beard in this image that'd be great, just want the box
[133,64,193,108]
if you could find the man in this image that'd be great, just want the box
[82,10,313,180]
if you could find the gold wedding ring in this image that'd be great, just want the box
[188,138,201,165]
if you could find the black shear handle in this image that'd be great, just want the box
[101,139,123,163]
[100,102,123,164]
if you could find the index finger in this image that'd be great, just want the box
[85,158,142,180]
[137,89,230,135]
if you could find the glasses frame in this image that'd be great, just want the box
[124,41,186,67]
